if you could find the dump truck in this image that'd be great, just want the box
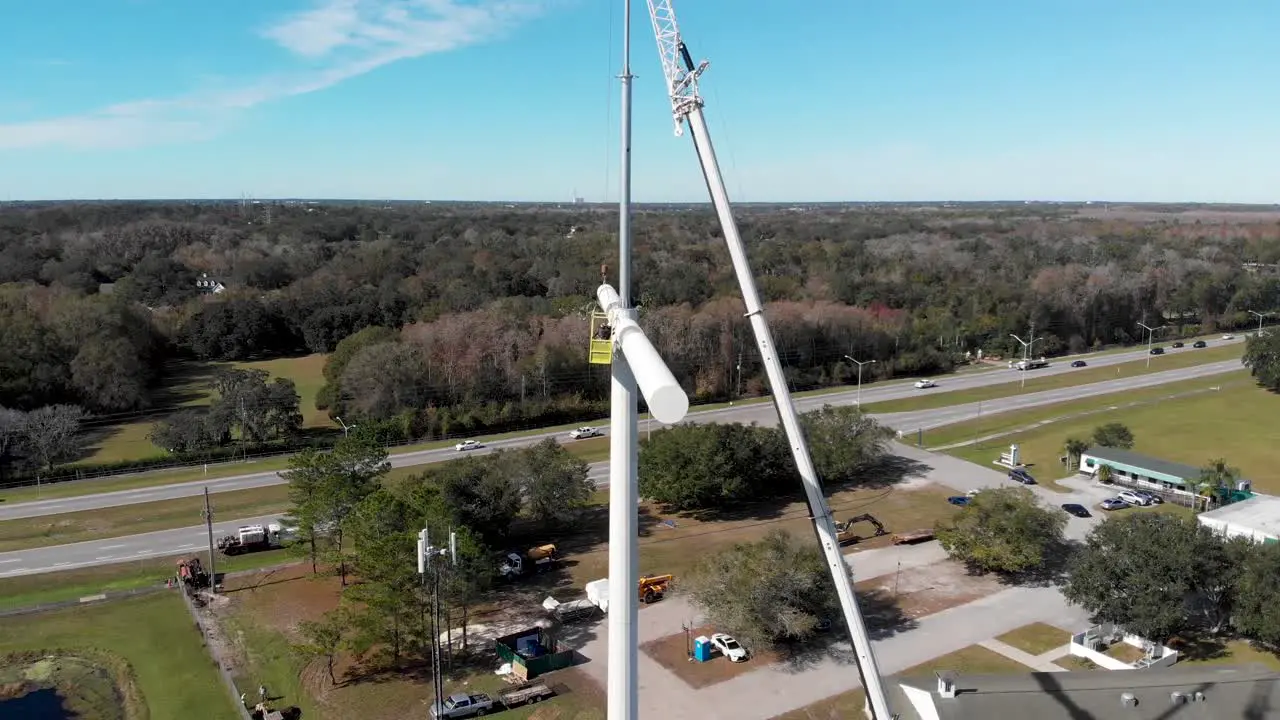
[499,544,559,579]
[216,523,285,555]
[429,683,554,719]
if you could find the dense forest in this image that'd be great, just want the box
[1,200,1278,478]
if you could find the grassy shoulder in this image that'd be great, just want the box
[864,343,1243,414]
[0,548,296,611]
[0,592,239,720]
[936,375,1277,492]
[0,485,291,553]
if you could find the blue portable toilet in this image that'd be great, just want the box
[693,635,714,663]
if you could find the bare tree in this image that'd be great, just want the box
[21,404,86,471]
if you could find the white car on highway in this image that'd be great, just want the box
[913,379,937,389]
[454,439,484,452]
[568,426,603,440]
[710,633,749,663]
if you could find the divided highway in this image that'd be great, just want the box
[0,339,1243,522]
[0,351,1247,578]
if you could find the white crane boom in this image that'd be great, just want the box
[642,2,896,718]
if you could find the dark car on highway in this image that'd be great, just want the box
[1071,360,1087,368]
[1061,503,1091,518]
[1149,347,1165,355]
[1172,341,1185,348]
[1194,340,1208,348]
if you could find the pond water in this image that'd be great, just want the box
[0,686,73,720]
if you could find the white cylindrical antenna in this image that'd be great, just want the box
[449,530,457,566]
[417,529,427,574]
[597,283,689,424]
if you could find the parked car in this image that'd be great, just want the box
[1070,360,1087,368]
[947,496,971,506]
[1100,497,1130,511]
[1134,490,1162,505]
[1149,347,1165,355]
[568,426,603,439]
[1193,340,1208,348]
[710,633,749,662]
[1061,503,1091,518]
[1118,490,1154,507]
[455,439,484,452]
[913,379,937,389]
[1009,469,1037,485]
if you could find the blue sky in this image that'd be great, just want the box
[1,0,1277,202]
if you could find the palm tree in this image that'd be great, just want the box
[1197,458,1239,511]
[1096,464,1114,484]
[1063,437,1089,470]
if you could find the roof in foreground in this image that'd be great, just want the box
[1083,445,1206,481]
[892,663,1280,720]
[1199,494,1280,532]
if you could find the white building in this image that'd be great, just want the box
[196,273,227,295]
[1198,494,1280,545]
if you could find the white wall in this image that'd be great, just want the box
[1070,624,1178,670]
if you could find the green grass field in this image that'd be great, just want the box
[77,353,331,466]
[935,375,1277,491]
[0,593,238,720]
[864,343,1243,414]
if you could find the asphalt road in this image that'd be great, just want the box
[0,339,1242,522]
[0,466,610,578]
[0,370,1190,579]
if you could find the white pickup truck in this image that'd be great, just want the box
[568,426,603,439]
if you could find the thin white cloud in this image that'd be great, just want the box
[0,0,544,151]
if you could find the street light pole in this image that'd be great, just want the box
[335,416,354,437]
[1010,322,1039,390]
[843,356,876,407]
[1138,322,1164,368]
[1249,310,1268,336]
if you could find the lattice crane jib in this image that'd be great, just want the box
[644,0,709,135]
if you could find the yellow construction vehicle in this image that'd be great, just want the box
[834,514,887,545]
[639,574,673,604]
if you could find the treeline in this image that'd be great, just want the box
[281,406,889,674]
[2,201,1280,443]
[283,432,596,672]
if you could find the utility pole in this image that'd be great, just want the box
[418,525,458,719]
[202,487,217,594]
[844,356,876,407]
[1138,321,1164,368]
[1010,321,1040,390]
[1249,310,1269,336]
[735,351,743,401]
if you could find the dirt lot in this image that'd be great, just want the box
[641,624,777,689]
[854,560,1006,621]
